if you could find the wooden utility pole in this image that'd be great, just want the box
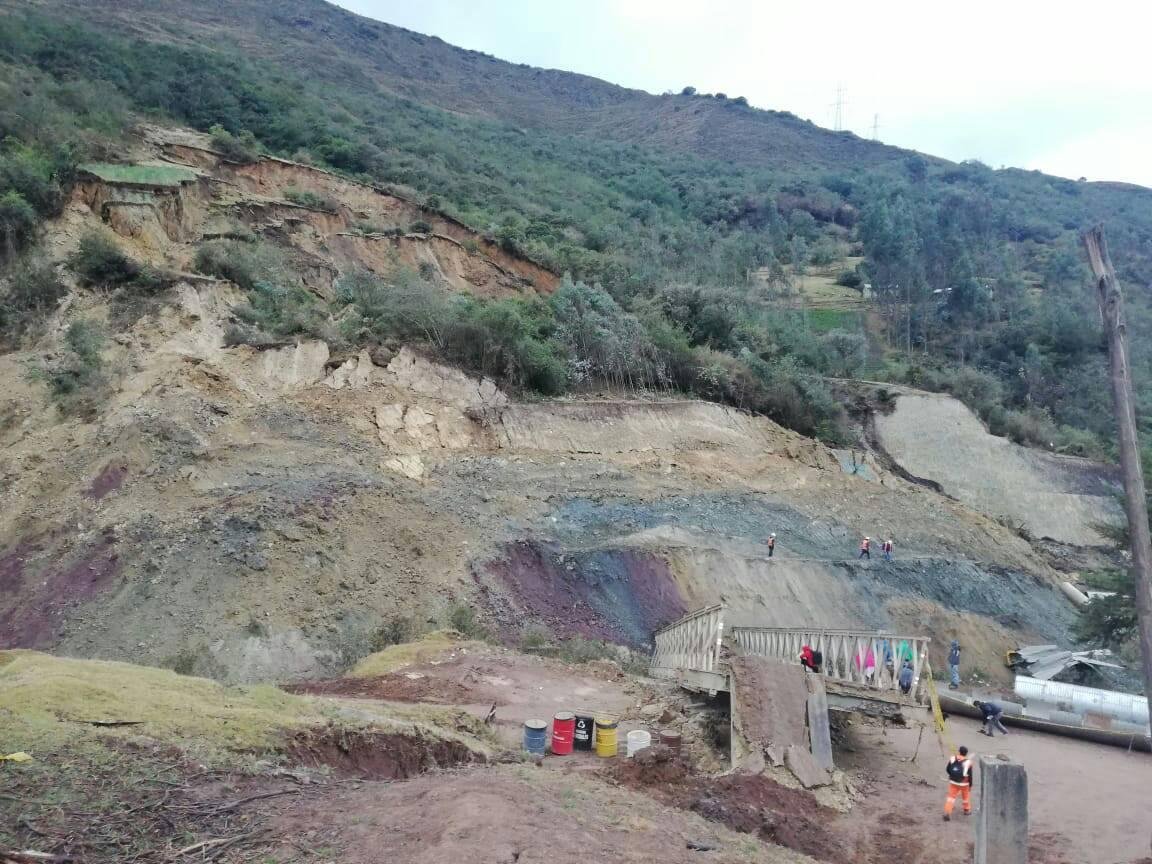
[1082,224,1152,724]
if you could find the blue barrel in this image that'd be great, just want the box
[523,719,548,755]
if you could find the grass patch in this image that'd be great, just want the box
[346,631,481,678]
[0,649,496,768]
[0,650,315,755]
[283,186,338,212]
[807,307,863,333]
[78,162,198,186]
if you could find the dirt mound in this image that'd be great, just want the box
[267,765,809,864]
[689,776,846,863]
[284,727,483,780]
[614,758,844,863]
[612,744,689,785]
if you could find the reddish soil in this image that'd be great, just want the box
[0,529,120,648]
[284,727,483,780]
[614,713,1152,864]
[480,539,686,646]
[0,536,39,594]
[84,462,129,499]
[614,747,846,862]
[265,765,801,864]
[287,673,478,704]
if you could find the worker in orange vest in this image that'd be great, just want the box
[766,533,776,558]
[943,745,973,820]
[858,536,871,559]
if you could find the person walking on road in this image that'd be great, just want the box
[882,538,893,561]
[898,660,914,695]
[766,533,776,558]
[859,537,871,559]
[948,640,962,689]
[943,745,973,820]
[974,699,1009,736]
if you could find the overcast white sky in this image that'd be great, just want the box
[333,0,1152,188]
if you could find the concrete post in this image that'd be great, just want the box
[806,690,834,771]
[974,756,1028,864]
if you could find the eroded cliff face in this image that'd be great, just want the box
[54,126,558,301]
[0,273,1062,684]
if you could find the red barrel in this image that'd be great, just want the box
[551,711,575,755]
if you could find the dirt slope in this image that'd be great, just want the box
[0,123,1090,685]
[0,284,1069,685]
[873,390,1121,545]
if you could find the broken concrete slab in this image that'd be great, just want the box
[728,657,808,772]
[785,743,831,789]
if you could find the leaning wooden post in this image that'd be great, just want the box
[1082,224,1152,726]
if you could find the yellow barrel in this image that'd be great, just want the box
[594,716,618,758]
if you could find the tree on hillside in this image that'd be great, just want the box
[550,276,659,390]
[1074,570,1139,653]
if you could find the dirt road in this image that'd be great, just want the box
[837,712,1152,864]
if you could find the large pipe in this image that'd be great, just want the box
[1060,581,1090,607]
[1013,677,1149,727]
[939,693,1150,752]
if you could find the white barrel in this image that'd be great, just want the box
[626,729,652,757]
[1014,677,1149,727]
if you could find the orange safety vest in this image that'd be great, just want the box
[767,537,775,549]
[861,539,870,550]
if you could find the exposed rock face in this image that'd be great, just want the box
[386,348,508,414]
[373,403,481,479]
[260,341,330,390]
[324,349,376,390]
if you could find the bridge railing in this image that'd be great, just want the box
[650,604,725,680]
[730,626,931,699]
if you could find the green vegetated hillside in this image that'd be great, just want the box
[3,0,1152,456]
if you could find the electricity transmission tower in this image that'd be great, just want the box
[871,114,879,141]
[830,86,846,131]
